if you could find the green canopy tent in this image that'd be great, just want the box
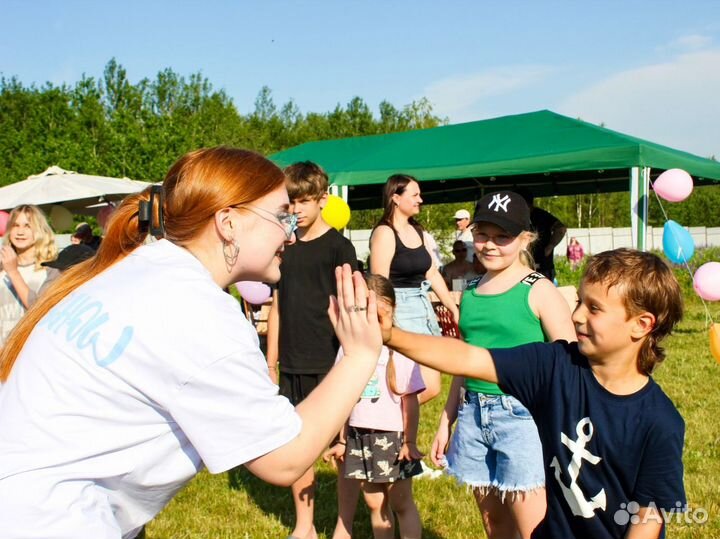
[271,110,720,250]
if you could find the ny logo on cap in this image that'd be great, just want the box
[488,193,511,212]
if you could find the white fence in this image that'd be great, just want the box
[347,227,720,263]
[555,226,720,256]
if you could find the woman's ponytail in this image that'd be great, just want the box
[1,146,287,382]
[0,188,153,381]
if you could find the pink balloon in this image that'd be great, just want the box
[693,262,720,301]
[0,210,9,236]
[653,169,694,202]
[235,281,272,305]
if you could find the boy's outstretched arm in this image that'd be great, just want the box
[386,328,499,384]
[624,507,663,539]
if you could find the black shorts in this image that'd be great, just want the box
[278,372,326,405]
[344,427,423,483]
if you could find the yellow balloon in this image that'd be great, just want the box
[322,194,351,230]
[49,205,74,232]
[710,323,720,365]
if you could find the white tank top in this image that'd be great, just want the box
[0,264,47,345]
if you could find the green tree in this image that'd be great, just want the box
[4,57,716,235]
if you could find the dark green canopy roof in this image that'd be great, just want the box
[271,110,720,209]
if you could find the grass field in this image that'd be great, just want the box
[146,253,720,538]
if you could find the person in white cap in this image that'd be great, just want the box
[453,209,474,262]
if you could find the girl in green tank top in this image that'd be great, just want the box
[430,191,576,539]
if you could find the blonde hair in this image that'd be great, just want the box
[519,230,538,269]
[3,205,57,269]
[0,147,285,381]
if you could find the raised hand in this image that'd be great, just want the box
[0,245,18,273]
[328,264,382,365]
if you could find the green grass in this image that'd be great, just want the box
[146,373,484,539]
[147,256,720,538]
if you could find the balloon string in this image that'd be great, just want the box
[650,182,714,326]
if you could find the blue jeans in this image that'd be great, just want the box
[447,391,545,495]
[393,281,441,336]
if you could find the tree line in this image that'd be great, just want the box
[1,59,717,234]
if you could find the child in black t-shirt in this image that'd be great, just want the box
[367,248,685,539]
[266,161,357,539]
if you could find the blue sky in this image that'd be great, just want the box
[2,0,720,157]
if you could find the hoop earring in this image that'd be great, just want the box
[223,239,239,273]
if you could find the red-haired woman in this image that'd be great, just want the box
[0,147,381,538]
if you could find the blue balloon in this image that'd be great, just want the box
[663,220,695,264]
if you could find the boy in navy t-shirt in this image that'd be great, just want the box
[380,248,685,539]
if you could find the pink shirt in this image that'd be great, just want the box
[336,346,425,432]
[567,243,584,262]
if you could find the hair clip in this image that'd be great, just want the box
[138,185,165,237]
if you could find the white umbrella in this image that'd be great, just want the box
[0,166,152,214]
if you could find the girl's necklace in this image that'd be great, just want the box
[14,248,36,267]
[16,254,36,267]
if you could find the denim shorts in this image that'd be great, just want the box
[393,281,441,336]
[447,391,545,496]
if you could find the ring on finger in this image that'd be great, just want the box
[346,305,367,313]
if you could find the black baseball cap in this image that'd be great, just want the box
[473,191,531,236]
[42,244,95,271]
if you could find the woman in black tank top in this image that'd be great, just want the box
[369,174,459,404]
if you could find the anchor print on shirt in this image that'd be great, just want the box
[550,417,607,518]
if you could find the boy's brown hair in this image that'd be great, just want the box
[582,248,683,375]
[283,161,329,201]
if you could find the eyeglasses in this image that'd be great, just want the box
[235,205,298,240]
[472,231,516,246]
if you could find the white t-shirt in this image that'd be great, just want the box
[0,263,47,345]
[0,239,301,539]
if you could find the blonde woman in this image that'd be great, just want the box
[0,204,57,344]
